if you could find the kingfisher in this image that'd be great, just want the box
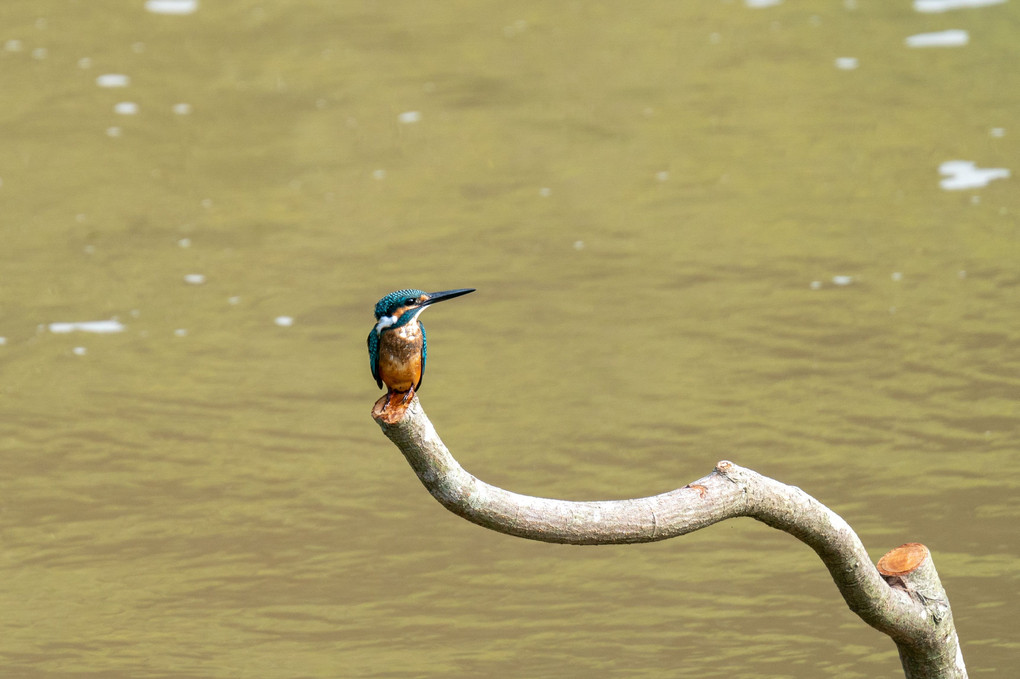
[368,287,475,420]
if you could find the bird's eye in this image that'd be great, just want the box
[405,297,416,305]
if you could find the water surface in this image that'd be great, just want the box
[1,1,1017,677]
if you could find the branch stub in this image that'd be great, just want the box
[877,542,930,577]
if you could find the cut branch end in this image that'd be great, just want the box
[878,543,930,577]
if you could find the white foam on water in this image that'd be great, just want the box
[114,102,139,115]
[49,320,126,334]
[184,273,206,285]
[145,0,199,15]
[905,29,969,47]
[96,73,130,88]
[397,111,421,124]
[939,160,1011,190]
[274,316,294,327]
[914,0,1006,12]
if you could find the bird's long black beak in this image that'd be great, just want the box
[422,288,475,306]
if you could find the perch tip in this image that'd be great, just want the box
[372,393,412,424]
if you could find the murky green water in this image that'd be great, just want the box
[2,1,1017,677]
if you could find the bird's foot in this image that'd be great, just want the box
[372,390,414,424]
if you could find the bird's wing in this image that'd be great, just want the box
[367,329,383,388]
[416,321,426,391]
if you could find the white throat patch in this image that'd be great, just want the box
[374,306,427,333]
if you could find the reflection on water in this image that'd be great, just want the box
[1,1,1017,677]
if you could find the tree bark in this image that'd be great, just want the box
[373,396,967,678]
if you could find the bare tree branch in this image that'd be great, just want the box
[374,397,967,678]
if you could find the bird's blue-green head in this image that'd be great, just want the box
[372,288,475,331]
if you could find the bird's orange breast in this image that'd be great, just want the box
[377,322,423,392]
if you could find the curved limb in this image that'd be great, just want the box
[373,397,966,679]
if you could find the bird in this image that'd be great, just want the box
[368,287,474,418]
